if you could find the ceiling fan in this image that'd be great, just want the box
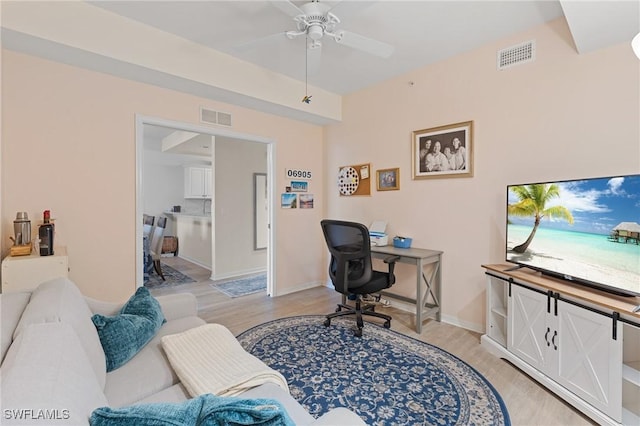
[269,0,395,58]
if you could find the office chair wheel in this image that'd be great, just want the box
[323,319,331,327]
[383,320,391,329]
[335,306,342,312]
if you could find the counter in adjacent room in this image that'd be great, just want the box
[164,212,212,269]
[164,211,212,221]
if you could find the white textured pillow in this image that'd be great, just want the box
[1,322,108,425]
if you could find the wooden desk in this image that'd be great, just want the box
[371,245,443,333]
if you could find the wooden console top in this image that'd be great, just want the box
[482,264,640,318]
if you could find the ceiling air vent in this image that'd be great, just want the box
[497,40,535,70]
[200,107,232,127]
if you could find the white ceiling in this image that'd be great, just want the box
[1,1,638,125]
[88,0,639,95]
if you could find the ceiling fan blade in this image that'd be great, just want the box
[334,30,394,58]
[326,0,377,20]
[233,32,288,52]
[269,0,304,17]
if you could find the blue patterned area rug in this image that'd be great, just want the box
[237,315,510,426]
[144,263,195,289]
[210,273,266,298]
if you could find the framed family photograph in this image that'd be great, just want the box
[376,168,400,191]
[412,121,473,180]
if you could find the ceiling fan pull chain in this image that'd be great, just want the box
[302,36,312,104]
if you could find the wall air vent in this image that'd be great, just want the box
[200,107,232,127]
[216,112,232,127]
[497,40,535,70]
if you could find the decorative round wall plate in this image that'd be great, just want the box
[338,166,360,195]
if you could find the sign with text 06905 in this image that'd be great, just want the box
[285,168,312,180]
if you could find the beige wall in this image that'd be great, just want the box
[2,16,638,331]
[324,18,640,331]
[1,50,325,302]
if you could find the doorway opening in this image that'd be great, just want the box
[135,115,275,296]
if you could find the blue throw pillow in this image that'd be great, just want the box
[90,394,295,426]
[92,287,166,372]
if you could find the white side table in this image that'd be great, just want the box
[1,246,68,293]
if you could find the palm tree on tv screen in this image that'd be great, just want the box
[508,184,574,253]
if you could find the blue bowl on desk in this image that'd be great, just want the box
[393,237,412,249]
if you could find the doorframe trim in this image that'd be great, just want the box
[135,114,276,296]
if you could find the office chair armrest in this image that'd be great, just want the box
[383,255,400,286]
[383,255,400,264]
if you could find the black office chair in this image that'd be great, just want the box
[320,220,399,337]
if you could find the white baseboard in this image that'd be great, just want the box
[440,314,484,334]
[274,281,324,297]
[319,283,485,334]
[380,297,484,334]
[210,267,267,282]
[177,255,211,271]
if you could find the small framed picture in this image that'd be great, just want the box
[412,121,473,180]
[299,194,314,209]
[290,181,308,192]
[281,193,297,209]
[376,168,400,191]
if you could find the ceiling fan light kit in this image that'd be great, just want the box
[271,0,395,58]
[307,24,324,41]
[268,0,396,103]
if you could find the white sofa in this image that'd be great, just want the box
[0,278,364,425]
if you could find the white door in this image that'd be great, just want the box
[508,284,548,372]
[555,300,622,421]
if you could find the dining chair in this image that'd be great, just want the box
[149,216,167,280]
[143,214,155,240]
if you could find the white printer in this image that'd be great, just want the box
[369,221,388,246]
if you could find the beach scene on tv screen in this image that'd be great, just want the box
[506,175,640,295]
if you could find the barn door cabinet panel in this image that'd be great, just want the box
[508,284,621,419]
[481,265,640,426]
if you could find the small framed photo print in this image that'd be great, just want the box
[281,193,297,208]
[376,168,400,191]
[299,194,314,209]
[412,121,473,180]
[290,181,308,192]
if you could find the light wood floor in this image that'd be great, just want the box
[152,257,595,426]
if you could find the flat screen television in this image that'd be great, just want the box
[506,174,640,297]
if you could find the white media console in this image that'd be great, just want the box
[481,264,640,426]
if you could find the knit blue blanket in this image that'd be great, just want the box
[90,394,295,426]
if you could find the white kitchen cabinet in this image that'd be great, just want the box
[184,167,212,199]
[1,246,69,293]
[482,265,640,426]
